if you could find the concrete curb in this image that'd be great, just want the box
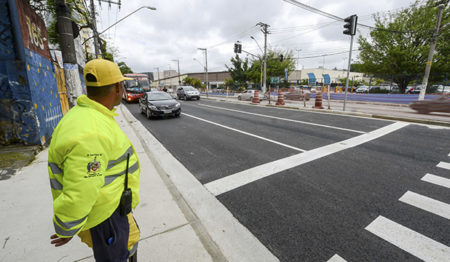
[202,96,450,127]
[119,105,279,262]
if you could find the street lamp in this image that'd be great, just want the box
[172,59,181,88]
[82,6,156,49]
[250,36,264,90]
[197,48,208,98]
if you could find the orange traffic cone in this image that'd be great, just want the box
[276,92,285,105]
[313,91,324,109]
[252,90,260,103]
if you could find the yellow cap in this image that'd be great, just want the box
[84,59,132,87]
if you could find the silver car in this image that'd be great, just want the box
[237,90,265,101]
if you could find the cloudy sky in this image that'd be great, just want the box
[96,0,414,76]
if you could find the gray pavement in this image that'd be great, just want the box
[203,95,450,127]
[0,106,217,262]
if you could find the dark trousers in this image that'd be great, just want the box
[90,209,130,262]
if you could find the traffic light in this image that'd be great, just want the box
[343,15,358,36]
[234,42,242,53]
[279,54,284,62]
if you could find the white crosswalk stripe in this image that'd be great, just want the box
[327,254,347,262]
[421,173,450,189]
[437,161,450,170]
[399,191,450,220]
[365,216,450,262]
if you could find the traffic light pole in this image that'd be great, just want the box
[343,34,354,112]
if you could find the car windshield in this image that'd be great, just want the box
[125,79,138,88]
[127,87,143,92]
[184,87,196,91]
[148,92,173,101]
[139,79,150,89]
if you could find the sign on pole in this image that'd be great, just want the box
[270,77,280,84]
[284,68,288,81]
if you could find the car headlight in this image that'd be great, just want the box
[149,105,157,110]
[175,103,180,107]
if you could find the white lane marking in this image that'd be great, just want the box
[205,122,409,196]
[182,113,306,152]
[327,254,347,262]
[365,216,450,262]
[399,191,450,220]
[198,103,366,134]
[422,173,450,189]
[437,162,450,170]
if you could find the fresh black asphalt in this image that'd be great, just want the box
[124,99,450,262]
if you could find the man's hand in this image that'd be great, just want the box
[50,234,72,247]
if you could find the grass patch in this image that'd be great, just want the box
[0,152,32,168]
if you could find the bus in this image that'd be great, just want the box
[122,74,150,102]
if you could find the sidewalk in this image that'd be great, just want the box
[0,107,214,262]
[204,95,450,127]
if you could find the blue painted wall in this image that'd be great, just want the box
[0,0,63,145]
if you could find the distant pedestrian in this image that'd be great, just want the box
[48,58,140,262]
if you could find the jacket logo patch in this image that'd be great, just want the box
[86,157,102,178]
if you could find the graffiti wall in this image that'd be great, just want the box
[0,0,65,145]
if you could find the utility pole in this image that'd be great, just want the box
[154,67,160,87]
[418,4,445,101]
[257,22,269,94]
[198,48,208,98]
[89,0,100,57]
[55,0,82,108]
[296,49,301,70]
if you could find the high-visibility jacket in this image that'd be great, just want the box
[48,95,140,238]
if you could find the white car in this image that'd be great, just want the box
[237,90,265,101]
[356,86,370,93]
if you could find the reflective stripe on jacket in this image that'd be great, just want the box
[48,95,140,237]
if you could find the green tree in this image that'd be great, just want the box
[358,0,449,92]
[248,50,296,88]
[118,61,133,74]
[226,55,251,88]
[183,77,204,89]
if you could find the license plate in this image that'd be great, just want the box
[163,110,172,114]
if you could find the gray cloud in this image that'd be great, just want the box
[97,0,414,74]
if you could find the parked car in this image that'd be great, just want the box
[284,90,311,101]
[430,85,450,94]
[122,79,144,102]
[177,86,200,100]
[139,91,181,119]
[405,86,423,94]
[355,86,370,93]
[237,90,265,101]
[409,95,450,114]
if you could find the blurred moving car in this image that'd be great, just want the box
[177,86,200,100]
[409,96,450,114]
[284,89,311,101]
[355,86,370,93]
[122,79,144,102]
[237,90,265,101]
[139,91,181,119]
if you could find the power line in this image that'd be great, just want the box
[298,49,359,59]
[282,0,420,34]
[207,26,260,49]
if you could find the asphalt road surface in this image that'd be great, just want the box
[124,99,450,262]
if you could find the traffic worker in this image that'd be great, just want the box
[48,58,140,262]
